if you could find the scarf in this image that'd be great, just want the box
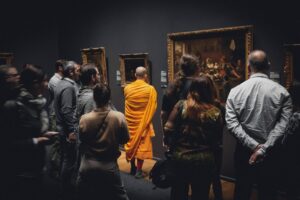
[18,88,49,133]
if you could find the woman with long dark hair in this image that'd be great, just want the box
[164,76,223,200]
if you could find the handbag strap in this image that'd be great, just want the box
[95,110,110,139]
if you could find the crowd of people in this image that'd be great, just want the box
[0,49,299,200]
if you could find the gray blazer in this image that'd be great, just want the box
[54,77,77,136]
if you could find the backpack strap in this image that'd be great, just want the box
[179,78,193,100]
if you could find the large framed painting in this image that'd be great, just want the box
[283,44,300,90]
[167,25,253,102]
[0,53,13,65]
[119,53,150,87]
[81,47,108,84]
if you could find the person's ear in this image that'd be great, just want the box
[69,69,74,77]
[92,74,96,83]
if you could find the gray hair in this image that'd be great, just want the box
[248,50,270,72]
[135,66,147,78]
[63,60,77,77]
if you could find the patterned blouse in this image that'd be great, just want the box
[282,111,300,148]
[164,100,223,162]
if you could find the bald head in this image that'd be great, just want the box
[135,66,147,80]
[248,50,270,73]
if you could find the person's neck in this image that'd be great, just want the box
[27,88,39,98]
[56,71,63,77]
[95,105,109,111]
[251,70,268,76]
[85,81,94,88]
[65,76,75,81]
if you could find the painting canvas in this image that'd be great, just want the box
[0,53,13,65]
[81,47,108,84]
[119,53,149,87]
[283,44,300,89]
[168,25,253,102]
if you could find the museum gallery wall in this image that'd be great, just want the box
[1,1,300,179]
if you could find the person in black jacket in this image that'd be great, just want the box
[2,65,57,200]
[161,54,200,146]
[281,82,300,200]
[0,64,20,199]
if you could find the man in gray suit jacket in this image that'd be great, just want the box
[54,60,78,200]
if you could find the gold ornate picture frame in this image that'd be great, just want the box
[0,53,13,65]
[167,25,253,102]
[81,47,108,84]
[119,53,149,87]
[283,44,300,89]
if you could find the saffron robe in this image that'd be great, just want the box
[124,80,157,161]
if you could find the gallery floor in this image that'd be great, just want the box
[117,151,287,200]
[42,149,288,200]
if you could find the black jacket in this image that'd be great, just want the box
[2,89,48,177]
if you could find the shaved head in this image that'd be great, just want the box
[248,50,270,72]
[135,66,147,79]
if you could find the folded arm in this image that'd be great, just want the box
[225,97,259,151]
[258,94,293,155]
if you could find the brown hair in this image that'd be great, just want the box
[186,76,214,119]
[179,54,199,76]
[93,83,110,107]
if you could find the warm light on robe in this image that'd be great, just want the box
[124,79,157,161]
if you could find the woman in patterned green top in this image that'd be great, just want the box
[164,76,223,200]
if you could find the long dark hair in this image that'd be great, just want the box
[186,76,214,119]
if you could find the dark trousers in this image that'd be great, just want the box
[7,175,43,200]
[77,158,129,200]
[234,144,278,200]
[47,135,62,180]
[170,159,214,200]
[279,145,300,200]
[60,138,77,200]
[212,147,223,200]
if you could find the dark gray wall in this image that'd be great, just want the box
[1,0,299,178]
[0,1,59,75]
[57,0,300,178]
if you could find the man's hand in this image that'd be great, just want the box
[35,137,50,145]
[249,144,264,165]
[43,131,59,138]
[67,132,76,143]
[253,144,263,153]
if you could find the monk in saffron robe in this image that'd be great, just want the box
[124,66,157,178]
